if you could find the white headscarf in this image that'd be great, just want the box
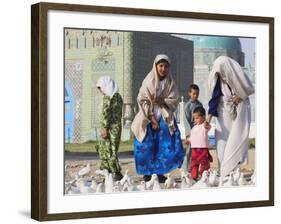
[208,56,254,100]
[154,54,171,64]
[96,76,119,98]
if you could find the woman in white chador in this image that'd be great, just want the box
[206,56,254,178]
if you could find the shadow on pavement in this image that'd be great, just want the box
[65,151,134,161]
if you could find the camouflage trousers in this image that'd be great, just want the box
[97,125,121,173]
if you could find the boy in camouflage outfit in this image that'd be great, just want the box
[96,76,123,181]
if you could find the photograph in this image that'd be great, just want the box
[64,29,257,194]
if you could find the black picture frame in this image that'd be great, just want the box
[31,2,274,221]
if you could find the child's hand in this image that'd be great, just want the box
[204,121,211,130]
[100,128,109,139]
[184,134,190,146]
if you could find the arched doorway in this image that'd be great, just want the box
[64,82,74,143]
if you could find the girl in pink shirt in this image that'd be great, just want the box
[188,107,213,180]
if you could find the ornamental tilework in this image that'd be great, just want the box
[65,61,83,143]
[92,58,115,72]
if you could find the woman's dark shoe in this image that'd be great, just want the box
[112,172,123,181]
[143,175,152,182]
[157,175,167,183]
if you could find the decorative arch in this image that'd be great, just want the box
[64,81,75,143]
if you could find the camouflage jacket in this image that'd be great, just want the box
[101,92,123,129]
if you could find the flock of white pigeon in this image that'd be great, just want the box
[65,163,256,195]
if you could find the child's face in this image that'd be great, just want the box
[188,89,199,102]
[156,62,169,79]
[193,112,205,125]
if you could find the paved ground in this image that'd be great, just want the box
[65,148,255,183]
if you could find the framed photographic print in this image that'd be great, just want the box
[31,2,274,221]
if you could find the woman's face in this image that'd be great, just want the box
[156,62,169,79]
[97,87,105,95]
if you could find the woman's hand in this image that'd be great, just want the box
[206,114,213,123]
[232,95,241,105]
[100,128,109,139]
[183,139,190,145]
[152,97,164,106]
[151,116,159,130]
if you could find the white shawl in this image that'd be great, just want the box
[131,54,180,142]
[208,56,254,99]
[208,56,254,178]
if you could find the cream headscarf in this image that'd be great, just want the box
[131,54,180,142]
[96,76,119,98]
[208,56,254,100]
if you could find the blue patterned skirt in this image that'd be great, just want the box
[134,117,184,175]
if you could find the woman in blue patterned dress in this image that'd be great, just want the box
[131,54,184,183]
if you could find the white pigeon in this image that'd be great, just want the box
[128,181,141,192]
[78,163,91,177]
[208,169,219,187]
[64,164,69,177]
[75,177,86,186]
[65,177,78,187]
[122,180,140,192]
[238,172,248,186]
[95,169,113,193]
[65,184,72,194]
[201,169,210,180]
[96,182,104,193]
[113,181,122,193]
[76,179,94,194]
[90,178,98,192]
[250,170,256,185]
[95,169,109,181]
[180,172,194,188]
[146,174,158,190]
[95,169,111,180]
[180,176,190,189]
[180,168,187,179]
[66,186,80,195]
[137,181,147,191]
[223,172,236,187]
[120,170,132,186]
[95,169,105,176]
[191,170,209,188]
[164,173,177,189]
[186,172,195,186]
[218,176,224,187]
[233,167,241,184]
[105,173,114,193]
[152,178,162,191]
[121,181,129,192]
